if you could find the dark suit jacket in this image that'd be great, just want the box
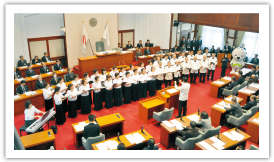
[54,63,63,71]
[210,48,215,53]
[226,81,238,90]
[180,46,186,52]
[191,40,197,48]
[83,123,100,139]
[145,43,152,47]
[180,40,186,47]
[32,59,41,64]
[35,80,46,90]
[137,43,143,48]
[237,76,245,85]
[26,69,36,77]
[14,71,22,79]
[16,85,30,94]
[17,60,27,67]
[197,39,202,46]
[65,72,74,82]
[216,49,223,54]
[186,41,191,48]
[248,78,258,84]
[225,103,243,118]
[40,66,50,74]
[126,44,133,49]
[50,77,59,86]
[242,100,257,110]
[42,56,51,62]
[171,48,179,53]
[144,49,151,55]
[223,45,231,53]
[143,145,159,150]
[250,58,259,65]
[177,127,199,141]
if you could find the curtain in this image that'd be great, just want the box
[223,29,228,47]
[240,32,259,61]
[235,31,245,47]
[201,25,225,50]
[196,25,203,39]
[134,13,171,49]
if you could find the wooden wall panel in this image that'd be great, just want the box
[238,14,253,29]
[252,14,259,30]
[200,14,211,23]
[188,14,200,21]
[211,14,224,25]
[223,14,238,26]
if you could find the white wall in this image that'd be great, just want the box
[118,13,134,30]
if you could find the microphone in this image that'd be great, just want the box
[141,125,146,136]
[198,108,200,115]
[217,131,220,139]
[180,116,184,122]
[95,114,98,123]
[117,132,121,142]
[235,125,238,132]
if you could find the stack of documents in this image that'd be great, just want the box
[31,75,38,78]
[225,97,239,102]
[59,69,65,72]
[210,136,226,150]
[222,77,231,81]
[25,92,33,96]
[187,114,200,122]
[14,95,20,100]
[20,66,28,68]
[223,131,244,141]
[36,63,41,65]
[238,88,255,94]
[249,83,259,89]
[128,48,136,51]
[121,51,130,54]
[103,140,119,150]
[166,89,178,94]
[198,141,217,150]
[95,142,109,150]
[125,132,145,144]
[47,72,52,75]
[138,56,146,58]
[74,121,89,132]
[162,120,175,128]
[214,81,225,85]
[16,78,25,82]
[253,118,259,123]
[170,119,184,130]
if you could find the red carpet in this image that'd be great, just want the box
[14,66,259,150]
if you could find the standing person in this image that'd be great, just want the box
[170,54,178,65]
[139,68,148,98]
[110,65,119,79]
[180,37,186,47]
[221,54,230,77]
[164,62,174,87]
[84,73,92,104]
[191,37,197,50]
[92,76,103,111]
[156,62,164,90]
[187,51,194,60]
[210,46,215,53]
[199,55,208,84]
[123,72,132,104]
[197,36,202,48]
[174,77,190,118]
[128,65,134,76]
[100,68,107,102]
[138,62,145,74]
[90,69,99,83]
[173,60,181,85]
[162,54,169,67]
[113,73,123,107]
[79,79,91,114]
[131,69,140,102]
[207,53,217,81]
[54,86,67,125]
[190,56,200,84]
[186,38,191,51]
[65,68,74,82]
[136,48,143,61]
[66,84,78,118]
[223,42,231,53]
[147,66,157,96]
[146,60,153,72]
[72,75,82,110]
[43,82,54,112]
[57,77,68,113]
[181,57,190,81]
[104,75,114,109]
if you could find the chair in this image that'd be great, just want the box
[247,144,259,150]
[153,108,174,123]
[169,49,173,52]
[156,51,161,54]
[222,85,240,97]
[242,104,259,117]
[239,81,248,90]
[48,146,55,150]
[96,41,105,52]
[112,48,118,51]
[200,126,221,140]
[164,50,169,53]
[81,133,105,150]
[227,111,252,127]
[175,133,203,150]
[19,124,27,136]
[64,74,68,82]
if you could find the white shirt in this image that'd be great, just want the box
[153,61,159,68]
[66,88,79,101]
[190,60,200,73]
[24,105,41,121]
[123,77,132,87]
[57,82,67,94]
[162,59,169,67]
[90,74,99,82]
[131,74,139,84]
[43,88,53,100]
[113,78,122,88]
[200,59,209,73]
[178,56,185,63]
[128,70,134,76]
[182,61,191,75]
[170,58,177,65]
[146,65,151,72]
[79,84,90,96]
[165,66,174,80]
[105,80,113,90]
[138,67,145,73]
[203,52,211,57]
[119,71,126,79]
[147,71,157,81]
[110,70,119,79]
[175,82,190,101]
[156,66,165,80]
[92,82,102,93]
[72,79,82,91]
[54,93,63,105]
[196,54,203,60]
[173,64,181,78]
[100,74,107,82]
[208,57,217,70]
[139,73,148,83]
[187,55,194,61]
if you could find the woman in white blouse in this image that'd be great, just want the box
[122,71,132,104]
[100,68,107,102]
[113,73,123,107]
[138,62,145,74]
[129,65,134,76]
[90,69,99,83]
[165,61,174,88]
[173,60,181,86]
[109,65,119,79]
[84,73,92,104]
[24,100,45,134]
[119,67,126,79]
[139,68,148,98]
[104,75,114,109]
[54,86,67,125]
[92,76,103,111]
[43,82,54,111]
[57,77,68,113]
[148,66,157,96]
[72,74,82,110]
[131,69,140,102]
[156,62,165,90]
[79,79,91,114]
[66,84,78,118]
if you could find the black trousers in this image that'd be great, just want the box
[182,74,189,81]
[178,100,187,117]
[207,70,215,81]
[221,66,227,77]
[173,77,179,85]
[190,73,197,83]
[199,73,206,83]
[156,80,163,90]
[165,80,172,87]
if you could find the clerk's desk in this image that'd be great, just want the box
[237,85,259,106]
[71,113,125,148]
[20,129,56,150]
[14,80,73,116]
[157,86,180,110]
[196,128,251,150]
[216,53,232,67]
[245,62,258,69]
[14,69,69,94]
[18,61,56,78]
[246,112,259,144]
[230,68,252,80]
[130,46,161,62]
[92,129,152,150]
[210,77,232,98]
[210,95,243,127]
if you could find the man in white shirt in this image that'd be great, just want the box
[190,56,200,84]
[178,53,186,63]
[174,77,190,117]
[170,54,177,65]
[203,48,211,57]
[195,50,203,60]
[162,55,169,67]
[181,57,190,81]
[207,53,217,81]
[156,62,164,90]
[199,55,209,84]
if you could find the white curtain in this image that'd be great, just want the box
[240,32,259,61]
[201,25,224,50]
[134,13,171,49]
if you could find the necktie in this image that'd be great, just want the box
[15,72,17,79]
[22,86,26,93]
[55,77,57,83]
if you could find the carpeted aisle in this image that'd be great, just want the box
[14,66,259,150]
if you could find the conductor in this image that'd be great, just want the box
[174,77,190,118]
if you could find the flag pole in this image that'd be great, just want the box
[101,20,108,41]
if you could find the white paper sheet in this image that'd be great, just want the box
[31,75,38,78]
[253,118,259,123]
[20,66,28,68]
[166,88,178,94]
[222,77,231,81]
[225,97,239,102]
[249,83,259,89]
[187,114,200,122]
[162,120,175,128]
[16,78,25,82]
[125,134,136,144]
[74,124,84,132]
[222,132,237,141]
[212,143,225,150]
[199,141,217,150]
[214,81,225,85]
[104,140,119,150]
[230,131,245,141]
[214,104,226,110]
[132,132,146,144]
[47,72,52,75]
[25,92,32,96]
[96,143,109,150]
[14,95,20,100]
[210,137,226,146]
[170,119,184,130]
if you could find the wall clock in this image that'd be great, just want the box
[89,18,97,27]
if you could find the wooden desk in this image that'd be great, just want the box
[237,85,259,106]
[245,63,258,69]
[156,86,180,110]
[18,62,56,78]
[14,69,69,93]
[210,95,243,127]
[78,52,133,78]
[247,112,259,144]
[138,97,166,124]
[138,55,155,66]
[92,129,153,150]
[210,77,232,98]
[71,113,125,148]
[217,53,231,67]
[20,129,56,150]
[196,128,251,150]
[230,68,252,80]
[14,80,73,116]
[160,112,198,148]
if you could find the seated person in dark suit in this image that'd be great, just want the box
[196,111,212,133]
[136,48,143,61]
[243,56,248,62]
[171,45,179,53]
[186,38,191,51]
[25,64,37,77]
[218,76,238,98]
[250,54,259,65]
[136,40,143,48]
[223,97,243,126]
[117,143,126,150]
[40,62,51,74]
[65,68,74,82]
[210,45,215,53]
[144,46,151,55]
[242,95,257,110]
[54,59,63,71]
[50,72,58,86]
[247,65,257,77]
[126,41,133,49]
[215,47,223,55]
[17,55,28,67]
[145,39,151,47]
[180,44,186,53]
[247,74,258,84]
[143,138,159,150]
[176,121,199,141]
[35,75,46,90]
[83,114,100,139]
[41,52,51,62]
[223,42,231,53]
[14,67,22,79]
[32,56,41,64]
[230,45,236,53]
[16,80,30,94]
[237,71,245,85]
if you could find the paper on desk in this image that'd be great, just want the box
[14,95,20,100]
[170,119,184,130]
[218,101,231,108]
[20,66,28,69]
[132,132,145,144]
[187,114,200,122]
[125,134,136,144]
[96,143,109,150]
[225,97,239,102]
[253,118,259,123]
[25,92,32,96]
[104,140,119,150]
[199,141,217,150]
[74,124,84,132]
[47,72,52,75]
[230,131,244,141]
[212,143,225,150]
[166,88,178,94]
[222,77,231,81]
[36,63,41,65]
[210,137,225,146]
[31,75,38,78]
[222,132,236,141]
[214,104,226,110]
[16,78,25,82]
[249,83,259,89]
[214,81,225,85]
[59,69,65,72]
[162,120,175,128]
